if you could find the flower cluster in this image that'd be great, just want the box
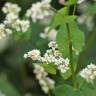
[0,24,12,39]
[33,64,55,94]
[79,63,96,83]
[40,27,57,41]
[2,2,21,15]
[11,19,30,32]
[2,2,30,32]
[24,41,70,73]
[26,0,53,22]
[24,49,41,61]
[0,2,30,39]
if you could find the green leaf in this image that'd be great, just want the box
[0,78,20,96]
[80,84,96,96]
[61,69,72,80]
[53,84,74,96]
[41,63,57,74]
[50,7,68,29]
[70,21,85,54]
[56,20,85,57]
[63,16,77,23]
[53,84,82,96]
[53,83,96,96]
[56,23,69,57]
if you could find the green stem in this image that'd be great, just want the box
[65,0,78,88]
[73,2,77,15]
[66,23,77,88]
[52,0,78,88]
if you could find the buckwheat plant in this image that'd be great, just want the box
[24,0,96,96]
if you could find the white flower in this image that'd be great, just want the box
[12,19,30,32]
[0,24,12,39]
[24,41,70,73]
[2,2,21,14]
[0,2,30,39]
[41,85,49,94]
[77,0,85,4]
[4,13,18,25]
[24,49,41,60]
[40,27,57,41]
[44,53,56,63]
[4,13,30,32]
[57,58,69,73]
[79,63,96,83]
[42,43,69,73]
[48,41,58,50]
[26,0,53,22]
[19,20,30,32]
[33,64,55,94]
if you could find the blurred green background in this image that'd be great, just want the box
[0,0,96,96]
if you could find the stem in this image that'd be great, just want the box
[73,2,77,15]
[66,0,78,88]
[52,0,78,88]
[66,23,77,88]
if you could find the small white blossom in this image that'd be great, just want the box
[12,19,30,32]
[79,63,96,83]
[57,58,69,73]
[48,41,58,50]
[77,0,85,4]
[2,2,21,14]
[20,20,30,32]
[3,11,30,33]
[0,24,12,39]
[33,64,55,94]
[24,49,41,60]
[40,27,57,41]
[44,53,56,63]
[0,2,30,39]
[24,41,70,73]
[4,13,18,25]
[26,0,53,22]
